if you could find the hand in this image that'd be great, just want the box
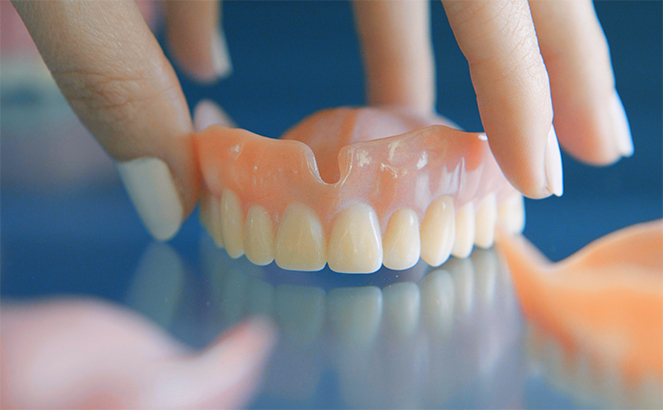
[11,0,231,241]
[354,0,633,199]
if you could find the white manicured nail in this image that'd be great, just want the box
[545,125,563,197]
[193,100,235,131]
[117,158,183,241]
[211,30,232,79]
[610,92,634,157]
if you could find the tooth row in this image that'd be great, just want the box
[200,190,525,272]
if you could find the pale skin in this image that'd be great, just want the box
[11,0,632,239]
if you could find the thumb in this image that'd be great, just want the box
[12,0,199,240]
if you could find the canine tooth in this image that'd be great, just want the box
[244,205,275,266]
[328,203,383,273]
[451,202,475,258]
[420,269,455,337]
[383,282,420,339]
[220,189,244,258]
[327,286,383,347]
[199,193,224,247]
[275,284,325,344]
[275,203,327,271]
[382,209,421,270]
[474,194,497,248]
[498,193,525,234]
[420,196,455,267]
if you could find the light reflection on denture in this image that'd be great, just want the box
[195,107,524,273]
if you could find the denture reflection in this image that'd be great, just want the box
[200,235,522,407]
[196,107,524,273]
[499,220,663,408]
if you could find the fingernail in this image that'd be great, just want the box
[545,125,564,197]
[610,92,634,157]
[193,100,236,131]
[116,158,183,241]
[211,30,232,79]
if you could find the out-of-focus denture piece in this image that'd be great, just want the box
[221,189,244,258]
[244,205,275,266]
[328,203,383,273]
[420,196,455,267]
[195,107,520,273]
[474,193,497,248]
[451,202,475,258]
[497,220,663,381]
[498,193,526,235]
[382,209,421,270]
[275,203,327,271]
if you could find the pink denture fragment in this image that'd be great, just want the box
[497,220,663,382]
[194,107,517,230]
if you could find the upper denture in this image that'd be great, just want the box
[195,107,521,272]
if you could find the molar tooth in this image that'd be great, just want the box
[498,193,526,234]
[474,193,497,248]
[327,286,383,347]
[382,209,421,270]
[275,203,327,271]
[383,282,420,339]
[244,205,275,266]
[220,189,244,258]
[451,202,475,258]
[328,203,383,273]
[199,193,224,247]
[420,196,455,267]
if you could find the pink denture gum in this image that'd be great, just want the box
[195,107,522,273]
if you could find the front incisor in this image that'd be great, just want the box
[221,189,243,257]
[328,203,383,273]
[382,209,421,270]
[451,202,475,258]
[420,196,455,267]
[474,193,497,249]
[275,203,327,271]
[244,205,275,266]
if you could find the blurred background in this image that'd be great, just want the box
[1,1,661,408]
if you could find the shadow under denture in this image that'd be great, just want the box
[498,220,663,408]
[195,107,524,273]
[199,235,523,407]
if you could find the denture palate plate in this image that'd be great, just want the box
[195,107,522,272]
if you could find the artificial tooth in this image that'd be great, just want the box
[275,203,327,271]
[327,286,383,348]
[328,203,383,273]
[199,193,223,247]
[451,202,475,258]
[275,284,325,344]
[382,282,420,339]
[474,193,497,248]
[382,209,421,270]
[446,257,475,317]
[220,189,244,258]
[420,196,455,267]
[243,205,275,266]
[498,193,525,234]
[420,269,455,337]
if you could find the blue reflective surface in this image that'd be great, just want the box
[2,1,661,408]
